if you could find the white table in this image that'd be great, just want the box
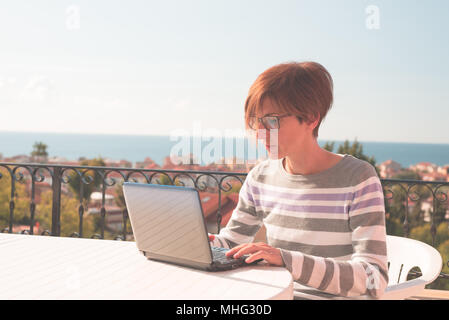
[0,233,293,300]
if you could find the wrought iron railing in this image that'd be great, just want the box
[0,162,246,238]
[0,162,448,283]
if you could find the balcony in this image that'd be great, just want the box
[1,161,449,299]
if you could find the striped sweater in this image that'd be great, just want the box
[211,154,389,300]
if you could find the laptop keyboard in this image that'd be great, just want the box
[211,246,242,264]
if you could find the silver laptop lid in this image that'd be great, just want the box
[122,182,213,265]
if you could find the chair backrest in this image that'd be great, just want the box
[386,235,443,285]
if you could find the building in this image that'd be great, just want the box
[379,160,402,178]
[104,159,133,168]
[3,155,31,163]
[135,157,161,169]
[47,156,69,163]
[420,172,447,182]
[410,162,438,174]
[88,191,125,232]
[437,165,449,176]
[200,192,239,234]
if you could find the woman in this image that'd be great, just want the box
[209,61,389,300]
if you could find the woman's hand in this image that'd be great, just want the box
[225,242,284,266]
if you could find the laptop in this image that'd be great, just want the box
[122,182,260,271]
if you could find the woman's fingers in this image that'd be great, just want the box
[223,243,284,266]
[230,243,265,259]
[244,250,267,263]
[225,243,251,257]
[245,248,284,266]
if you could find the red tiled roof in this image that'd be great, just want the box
[204,193,239,227]
[198,192,229,218]
[416,162,436,166]
[144,163,161,169]
[11,223,40,234]
[48,161,80,166]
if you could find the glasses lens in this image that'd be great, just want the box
[263,116,279,129]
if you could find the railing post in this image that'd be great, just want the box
[122,208,128,241]
[51,167,62,236]
[217,187,222,234]
[100,170,106,239]
[8,169,16,234]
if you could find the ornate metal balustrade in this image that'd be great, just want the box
[0,162,448,282]
[0,162,246,239]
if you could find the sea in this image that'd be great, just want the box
[1,131,449,168]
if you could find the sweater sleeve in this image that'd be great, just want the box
[210,169,263,249]
[279,164,389,299]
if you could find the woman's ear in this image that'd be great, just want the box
[305,115,320,132]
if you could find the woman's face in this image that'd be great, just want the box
[254,98,317,159]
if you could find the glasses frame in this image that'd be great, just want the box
[248,114,293,130]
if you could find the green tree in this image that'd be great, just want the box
[322,141,335,152]
[67,157,106,203]
[0,164,97,237]
[392,170,421,180]
[409,222,449,248]
[429,185,449,227]
[114,182,126,209]
[0,168,30,230]
[158,174,174,185]
[323,138,378,175]
[36,190,95,237]
[65,157,108,238]
[224,182,242,195]
[157,174,184,187]
[384,170,431,236]
[407,222,449,290]
[113,182,133,238]
[337,139,376,166]
[387,171,448,236]
[434,239,449,290]
[31,141,48,163]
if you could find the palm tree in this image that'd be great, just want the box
[31,142,48,163]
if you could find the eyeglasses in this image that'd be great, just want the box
[248,114,293,130]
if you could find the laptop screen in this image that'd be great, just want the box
[123,182,213,264]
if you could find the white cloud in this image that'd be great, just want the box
[21,75,54,102]
[170,98,192,112]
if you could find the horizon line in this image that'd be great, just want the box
[0,130,448,146]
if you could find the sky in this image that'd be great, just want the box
[0,0,448,144]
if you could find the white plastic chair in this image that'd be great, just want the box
[382,235,443,300]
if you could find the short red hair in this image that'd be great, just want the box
[244,61,334,138]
